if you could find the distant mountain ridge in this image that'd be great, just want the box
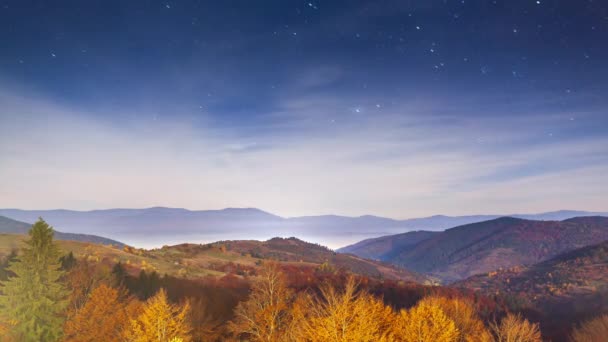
[0,207,605,249]
[0,215,125,247]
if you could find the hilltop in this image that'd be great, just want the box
[152,237,429,283]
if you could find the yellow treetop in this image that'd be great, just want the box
[127,288,192,342]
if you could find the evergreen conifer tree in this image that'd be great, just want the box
[0,218,68,341]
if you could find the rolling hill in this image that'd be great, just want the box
[0,215,125,247]
[160,237,429,283]
[343,216,608,282]
[0,232,427,284]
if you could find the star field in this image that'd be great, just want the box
[0,0,607,217]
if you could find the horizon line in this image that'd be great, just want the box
[1,206,606,222]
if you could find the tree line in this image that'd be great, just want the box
[0,219,605,341]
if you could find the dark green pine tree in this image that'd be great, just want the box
[59,251,77,270]
[0,218,68,341]
[0,250,17,281]
[112,261,127,287]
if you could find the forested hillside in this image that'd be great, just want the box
[343,217,608,282]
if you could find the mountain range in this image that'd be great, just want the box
[0,207,605,249]
[339,216,608,282]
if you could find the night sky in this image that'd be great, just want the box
[1,0,607,217]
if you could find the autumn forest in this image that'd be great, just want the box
[1,219,607,341]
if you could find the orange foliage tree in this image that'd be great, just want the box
[489,313,541,342]
[188,296,225,341]
[570,314,608,342]
[420,296,492,342]
[0,319,16,342]
[126,288,192,342]
[228,261,293,341]
[63,284,141,341]
[293,276,395,342]
[64,259,113,316]
[392,297,460,342]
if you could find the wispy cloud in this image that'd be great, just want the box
[0,82,606,218]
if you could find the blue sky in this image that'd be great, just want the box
[0,0,607,217]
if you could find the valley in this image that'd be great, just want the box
[2,213,608,341]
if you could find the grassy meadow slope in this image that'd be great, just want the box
[0,233,428,283]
